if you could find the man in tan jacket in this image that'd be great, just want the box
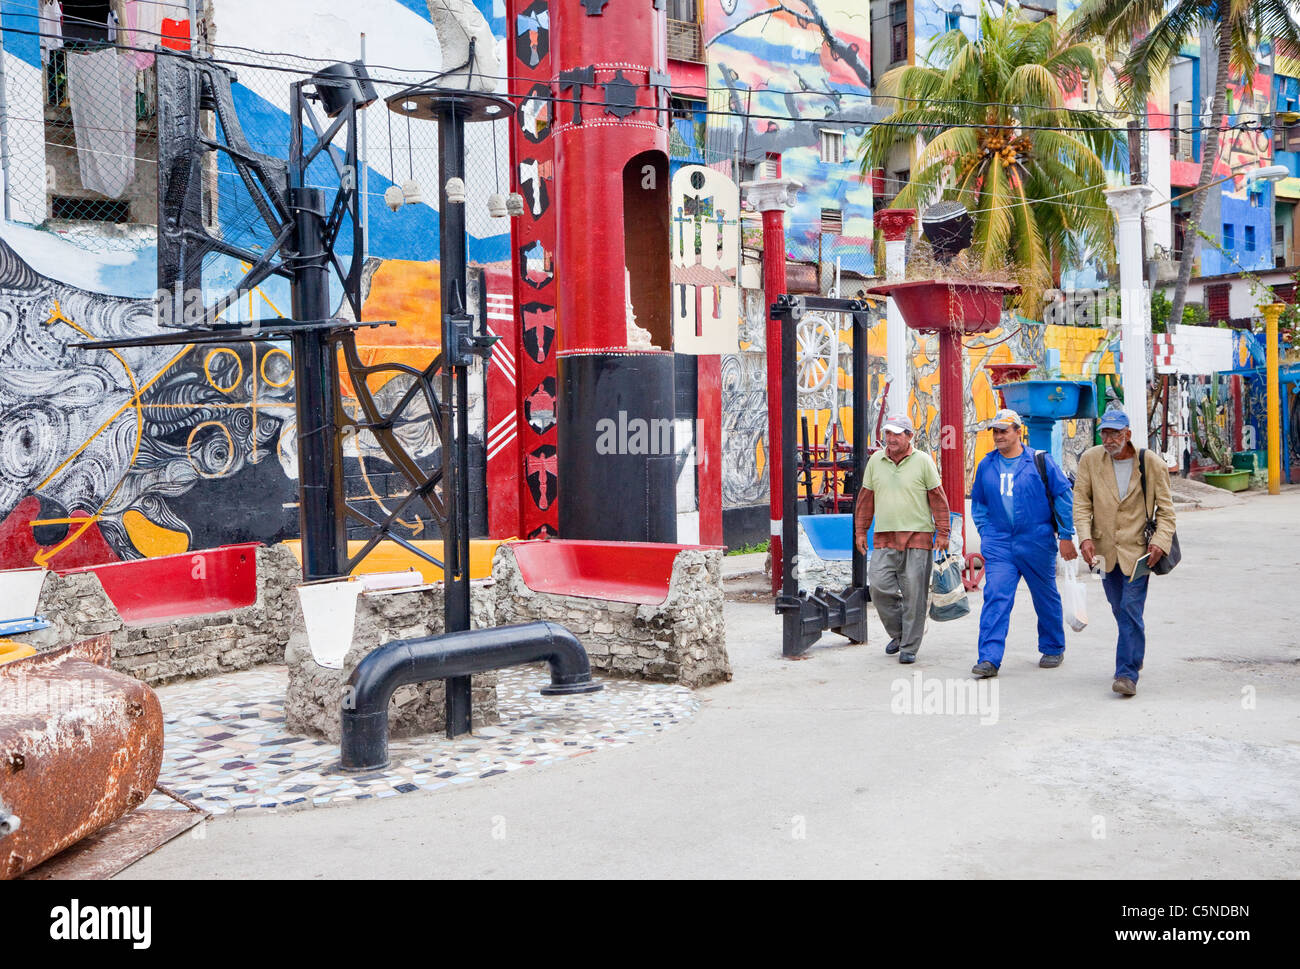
[1073,408,1177,696]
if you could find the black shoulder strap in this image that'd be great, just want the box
[1138,448,1155,523]
[1035,450,1061,533]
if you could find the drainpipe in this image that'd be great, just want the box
[340,621,600,771]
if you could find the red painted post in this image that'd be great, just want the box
[697,354,723,546]
[937,325,966,551]
[505,0,560,540]
[744,178,801,594]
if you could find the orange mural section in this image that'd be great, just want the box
[343,259,443,398]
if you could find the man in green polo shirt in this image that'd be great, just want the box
[854,414,951,663]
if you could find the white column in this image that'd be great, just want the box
[875,209,916,418]
[1105,185,1153,449]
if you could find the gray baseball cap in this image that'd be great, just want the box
[882,414,914,435]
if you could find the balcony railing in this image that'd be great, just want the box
[667,19,704,63]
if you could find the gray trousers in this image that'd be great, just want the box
[869,547,934,657]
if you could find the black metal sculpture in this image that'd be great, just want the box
[76,51,599,741]
[82,53,490,590]
[774,295,872,657]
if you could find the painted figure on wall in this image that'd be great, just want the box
[705,0,879,272]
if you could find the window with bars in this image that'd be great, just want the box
[890,1,908,64]
[819,129,844,164]
[1207,283,1231,323]
[1173,102,1195,160]
[1274,123,1300,154]
[667,0,704,62]
[888,169,910,206]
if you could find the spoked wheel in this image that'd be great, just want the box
[796,314,838,396]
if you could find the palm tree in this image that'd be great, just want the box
[861,8,1122,312]
[1067,0,1300,331]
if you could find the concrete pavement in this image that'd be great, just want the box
[122,488,1300,879]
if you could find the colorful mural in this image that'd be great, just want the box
[0,0,509,567]
[703,0,878,273]
[1201,48,1277,277]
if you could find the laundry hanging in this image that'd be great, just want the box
[66,47,137,198]
[38,0,64,65]
[126,0,189,67]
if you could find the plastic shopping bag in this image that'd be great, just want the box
[929,551,971,622]
[1061,556,1088,633]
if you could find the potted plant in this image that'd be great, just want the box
[1193,394,1250,491]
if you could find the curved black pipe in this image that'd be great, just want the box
[340,621,601,771]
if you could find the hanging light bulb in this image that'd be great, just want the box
[506,192,525,217]
[401,178,424,205]
[444,177,467,204]
[487,193,508,218]
[384,184,404,212]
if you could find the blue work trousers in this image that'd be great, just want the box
[1102,565,1149,682]
[977,541,1064,667]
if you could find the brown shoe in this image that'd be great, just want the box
[1112,677,1137,696]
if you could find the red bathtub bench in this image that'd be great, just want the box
[58,542,261,625]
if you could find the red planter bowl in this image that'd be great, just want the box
[987,363,1035,385]
[866,279,1020,335]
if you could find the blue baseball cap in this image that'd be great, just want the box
[1098,409,1130,431]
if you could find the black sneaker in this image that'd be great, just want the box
[899,652,916,664]
[1039,653,1064,669]
[971,661,999,678]
[885,638,900,655]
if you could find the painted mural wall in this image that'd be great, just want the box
[0,0,511,569]
[703,0,877,274]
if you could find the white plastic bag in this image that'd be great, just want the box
[1061,557,1088,632]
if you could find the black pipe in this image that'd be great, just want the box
[851,304,869,591]
[340,621,601,771]
[288,183,348,581]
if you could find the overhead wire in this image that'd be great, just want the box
[1,20,1287,131]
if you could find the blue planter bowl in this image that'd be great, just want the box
[999,380,1098,421]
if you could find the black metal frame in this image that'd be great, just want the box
[89,55,502,662]
[774,295,871,657]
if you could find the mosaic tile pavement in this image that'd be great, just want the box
[143,665,698,815]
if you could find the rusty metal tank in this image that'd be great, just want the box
[0,635,164,879]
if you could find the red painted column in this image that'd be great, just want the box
[551,0,677,542]
[744,178,801,593]
[505,0,560,539]
[697,354,723,545]
[937,324,965,551]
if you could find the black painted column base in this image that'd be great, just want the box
[557,351,676,543]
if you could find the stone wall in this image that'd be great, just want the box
[14,545,302,687]
[795,524,852,591]
[491,547,731,689]
[284,580,500,744]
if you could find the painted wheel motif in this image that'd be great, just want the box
[796,314,838,395]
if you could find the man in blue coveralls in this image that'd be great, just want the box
[969,409,1078,678]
